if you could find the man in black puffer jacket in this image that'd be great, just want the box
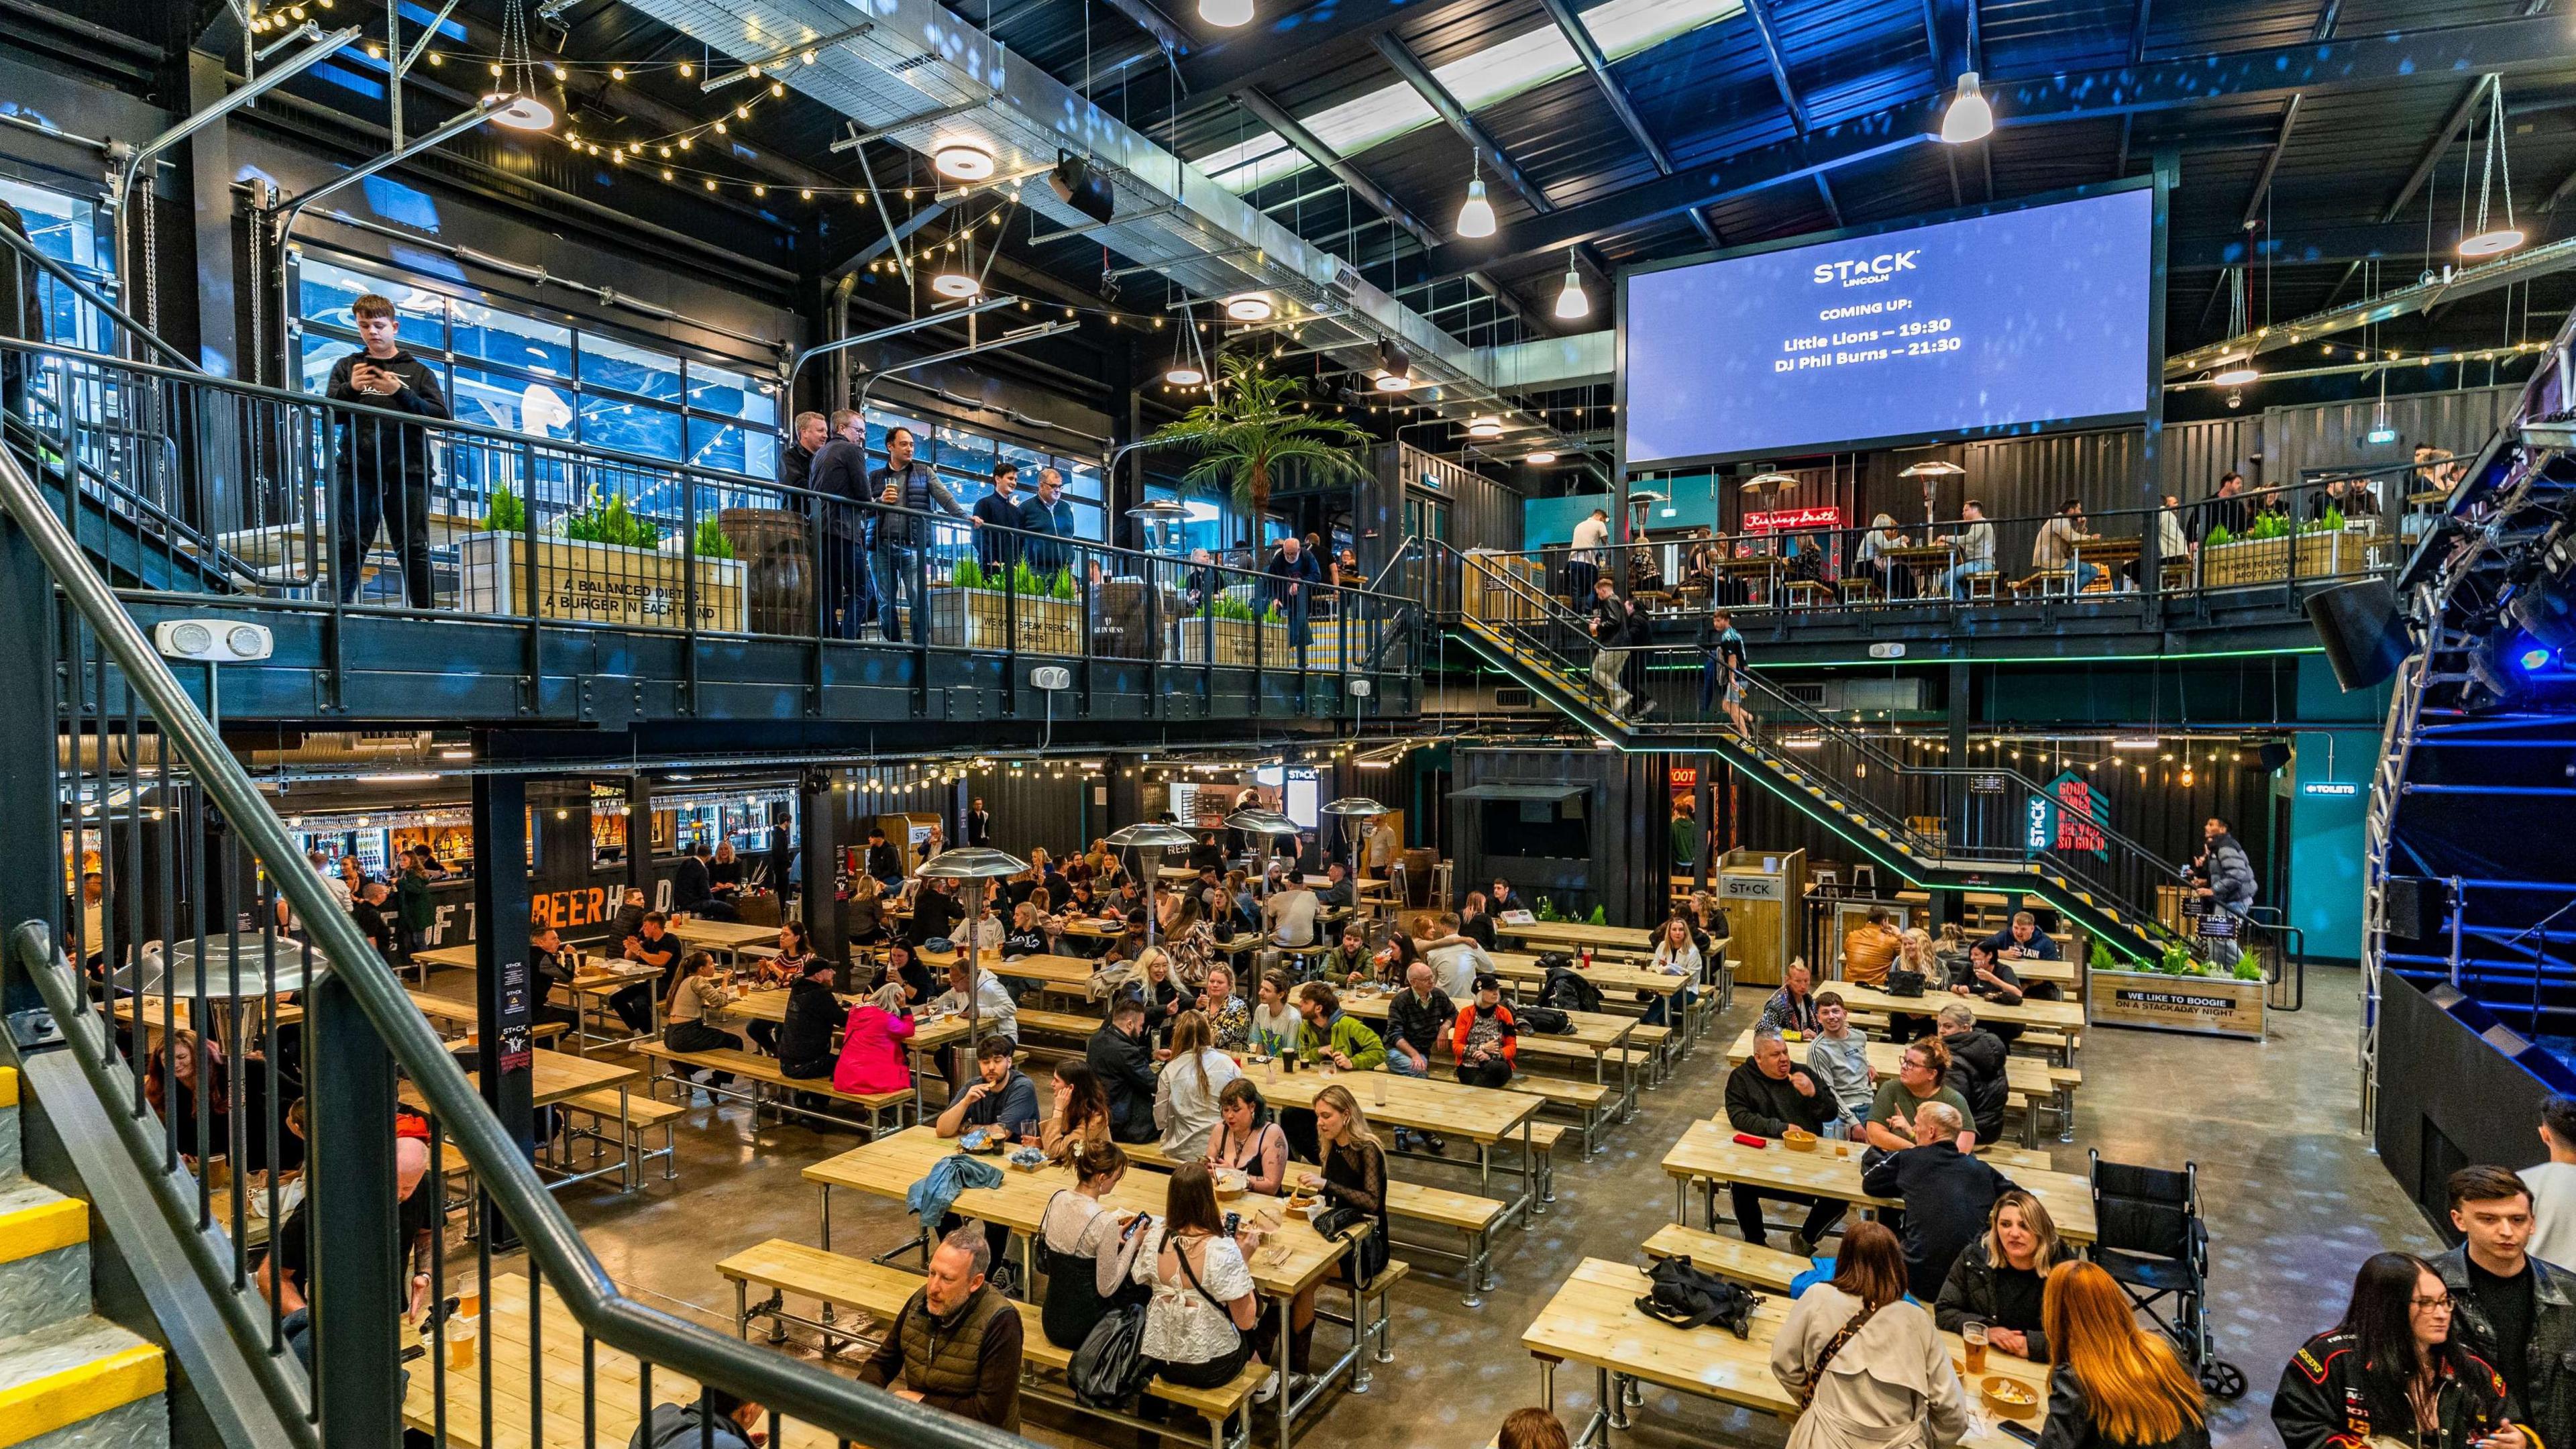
[771,957,844,1114]
[1721,1032,1843,1253]
[1937,1002,2011,1144]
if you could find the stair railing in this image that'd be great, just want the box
[0,437,1027,1448]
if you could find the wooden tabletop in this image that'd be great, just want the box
[988,953,1103,990]
[1158,867,1200,882]
[113,997,304,1032]
[413,944,480,971]
[1249,1062,1544,1144]
[1721,1028,2079,1102]
[1059,917,1128,939]
[805,1126,1350,1299]
[1521,1257,2049,1449]
[1485,952,1687,998]
[667,918,778,950]
[1496,920,1657,951]
[1658,1118,2095,1242]
[568,963,664,998]
[914,945,1004,969]
[402,1273,851,1448]
[1876,542,1962,564]
[400,1049,639,1114]
[1339,989,1635,1057]
[1827,981,2086,1032]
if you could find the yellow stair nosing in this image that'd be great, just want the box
[0,1067,13,1109]
[0,1340,164,1446]
[0,1198,86,1265]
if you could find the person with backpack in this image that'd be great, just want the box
[1451,972,1518,1089]
[1770,1221,1970,1449]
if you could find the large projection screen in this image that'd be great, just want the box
[1619,187,2157,470]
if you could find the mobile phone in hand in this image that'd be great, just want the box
[1997,1423,2039,1446]
[1223,1212,1241,1236]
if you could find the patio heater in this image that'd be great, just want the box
[1224,807,1302,892]
[1126,498,1195,556]
[1320,796,1388,884]
[915,845,1026,1053]
[1898,460,1966,530]
[1103,821,1197,951]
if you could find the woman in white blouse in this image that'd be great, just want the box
[1133,1163,1263,1395]
[1154,1010,1242,1159]
[1772,1221,1969,1449]
[1644,917,1702,1028]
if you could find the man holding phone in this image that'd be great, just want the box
[326,293,449,606]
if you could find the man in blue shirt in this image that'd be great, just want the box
[970,462,1024,572]
[1017,466,1077,577]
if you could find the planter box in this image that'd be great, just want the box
[1174,616,1257,666]
[2202,529,2379,587]
[924,586,1081,654]
[2086,967,2266,1040]
[2294,529,2371,580]
[458,532,746,632]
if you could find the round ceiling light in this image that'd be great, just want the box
[484,93,557,131]
[930,270,983,299]
[1467,417,1502,438]
[2459,227,2526,259]
[933,140,996,181]
[1524,451,1558,465]
[1199,0,1253,24]
[1223,292,1275,323]
[1164,356,1205,386]
[2211,364,2261,386]
[1373,372,1413,392]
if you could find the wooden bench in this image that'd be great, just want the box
[635,1041,914,1136]
[1639,1222,1809,1294]
[1503,1073,1613,1155]
[1126,1142,1506,1307]
[559,1088,685,1185]
[1014,1006,1104,1046]
[717,1239,1270,1449]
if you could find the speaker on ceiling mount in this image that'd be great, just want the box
[2306,576,2413,692]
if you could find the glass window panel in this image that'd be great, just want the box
[578,331,684,403]
[686,360,777,425]
[452,365,574,439]
[578,394,682,462]
[299,335,360,396]
[0,177,96,269]
[297,258,374,332]
[865,410,932,458]
[1060,459,1104,501]
[687,416,776,478]
[453,301,573,378]
[932,423,994,486]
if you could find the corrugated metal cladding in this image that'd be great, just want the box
[1721,753,2282,904]
[1401,445,1527,553]
[960,768,1103,859]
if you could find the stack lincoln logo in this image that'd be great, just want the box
[1814,251,1921,286]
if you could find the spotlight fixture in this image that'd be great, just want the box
[932,139,996,181]
[1223,292,1275,323]
[1554,249,1590,319]
[1939,70,1993,144]
[1047,152,1114,225]
[1373,337,1413,391]
[930,269,982,299]
[1467,416,1503,438]
[1455,154,1496,239]
[1199,0,1252,25]
[1524,451,1558,465]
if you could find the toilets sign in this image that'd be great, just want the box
[2025,769,2110,859]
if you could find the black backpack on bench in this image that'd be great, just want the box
[1634,1255,1759,1338]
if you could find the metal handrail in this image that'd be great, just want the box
[0,441,1026,1448]
[0,222,199,373]
[0,335,1429,616]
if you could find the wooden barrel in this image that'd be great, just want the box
[719,507,813,636]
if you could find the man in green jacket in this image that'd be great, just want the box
[1293,982,1386,1071]
[1670,796,1699,871]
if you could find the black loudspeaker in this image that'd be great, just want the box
[2257,741,2292,773]
[2385,877,2426,943]
[2307,576,2412,691]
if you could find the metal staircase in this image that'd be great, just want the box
[1438,545,2189,966]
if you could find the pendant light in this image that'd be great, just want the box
[1938,71,1992,145]
[2459,80,2525,258]
[1199,0,1253,25]
[1554,249,1590,320]
[1455,154,1496,239]
[1466,416,1502,438]
[1524,451,1558,465]
[930,269,981,299]
[932,139,996,181]
[483,0,555,130]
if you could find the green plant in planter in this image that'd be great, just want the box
[1212,596,1258,623]
[2203,524,2234,549]
[2232,958,2265,981]
[2298,506,2347,536]
[1051,568,1077,601]
[1587,904,1606,924]
[1008,560,1048,596]
[694,517,735,561]
[2091,941,2116,973]
[949,557,990,590]
[482,486,526,533]
[2244,511,2291,541]
[1534,896,1559,922]
[562,492,661,551]
[1263,601,1285,623]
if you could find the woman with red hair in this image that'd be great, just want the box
[2039,1260,2210,1448]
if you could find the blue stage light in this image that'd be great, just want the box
[2518,644,2553,673]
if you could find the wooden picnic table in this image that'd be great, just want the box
[1338,986,1643,1124]
[1658,1118,2095,1242]
[402,1049,642,1193]
[716,987,969,1102]
[1250,1061,1546,1224]
[804,1125,1360,1449]
[402,1272,851,1448]
[1496,920,1657,954]
[665,918,777,953]
[563,963,667,1055]
[1521,1256,2051,1449]
[112,996,303,1046]
[1827,980,2086,1050]
[1720,1028,2080,1148]
[411,944,480,973]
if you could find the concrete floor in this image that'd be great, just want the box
[460,965,2434,1449]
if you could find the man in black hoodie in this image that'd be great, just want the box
[808,409,876,637]
[771,957,845,1114]
[328,292,450,606]
[1087,998,1160,1143]
[1722,1032,1843,1254]
[1861,1102,2015,1299]
[1936,1002,2011,1144]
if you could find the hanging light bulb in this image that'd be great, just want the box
[1939,71,1993,144]
[1554,249,1590,319]
[1455,154,1496,239]
[1199,0,1252,25]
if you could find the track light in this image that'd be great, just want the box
[1939,71,1992,144]
[1455,154,1495,239]
[1554,249,1589,319]
[933,140,996,181]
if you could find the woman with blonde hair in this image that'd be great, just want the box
[1153,1009,1242,1159]
[1886,926,1945,1037]
[1273,1083,1387,1397]
[1935,1189,2063,1360]
[2041,1261,2210,1448]
[1772,1220,1968,1449]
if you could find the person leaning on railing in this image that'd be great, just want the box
[811,409,877,639]
[1018,466,1077,576]
[870,425,969,644]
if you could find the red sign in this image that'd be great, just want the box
[1668,765,1699,789]
[1743,506,1843,533]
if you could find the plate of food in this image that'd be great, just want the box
[1006,1146,1049,1171]
[1283,1193,1320,1219]
[1781,1126,1819,1153]
[1978,1377,2039,1417]
[1212,1168,1249,1199]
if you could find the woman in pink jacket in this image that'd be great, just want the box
[834,981,918,1097]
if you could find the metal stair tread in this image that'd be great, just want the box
[0,1179,85,1267]
[0,1314,164,1446]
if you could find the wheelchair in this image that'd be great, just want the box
[2088,1152,2247,1399]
